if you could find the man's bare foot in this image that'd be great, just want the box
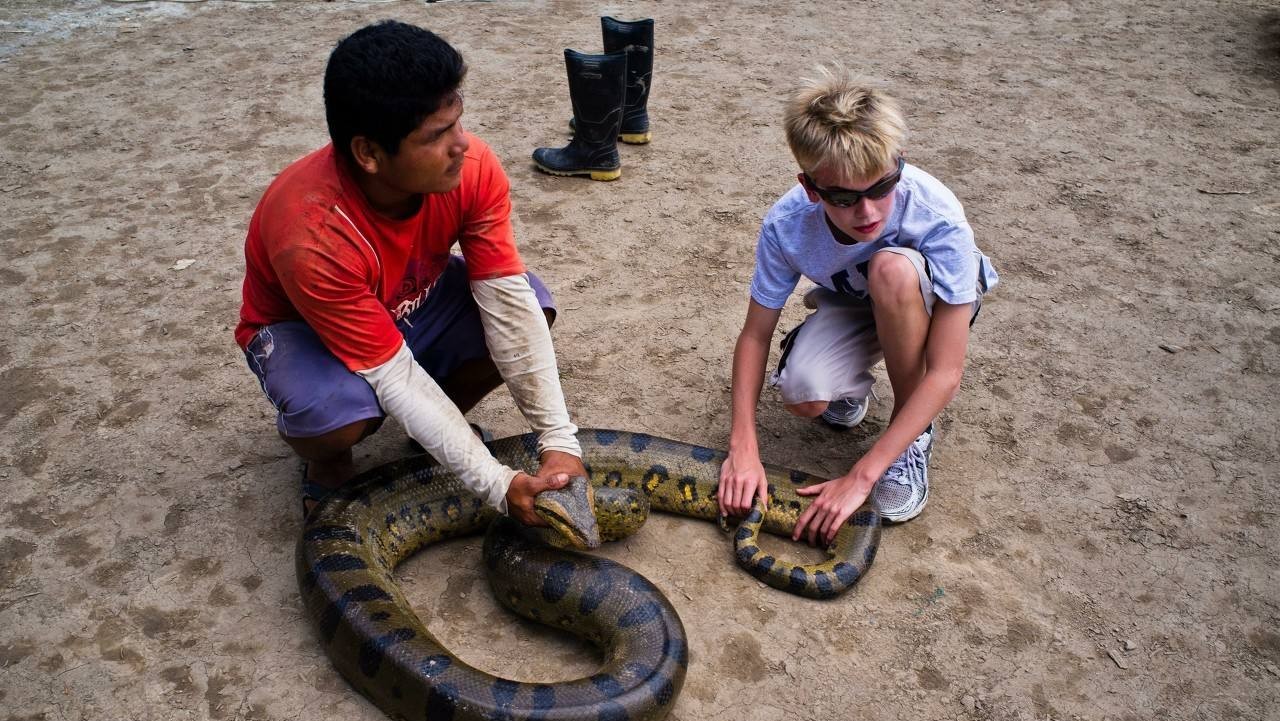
[301,454,355,515]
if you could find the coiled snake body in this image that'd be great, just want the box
[297,429,881,721]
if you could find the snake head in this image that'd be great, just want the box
[534,475,601,549]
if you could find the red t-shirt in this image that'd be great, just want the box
[234,134,525,371]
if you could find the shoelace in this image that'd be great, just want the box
[883,441,927,489]
[832,388,880,418]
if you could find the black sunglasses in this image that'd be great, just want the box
[802,156,905,207]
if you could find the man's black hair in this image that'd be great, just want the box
[323,20,467,161]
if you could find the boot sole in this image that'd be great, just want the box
[566,121,652,145]
[534,162,621,181]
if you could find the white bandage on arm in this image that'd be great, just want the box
[471,275,582,459]
[356,343,517,512]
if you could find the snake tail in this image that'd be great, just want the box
[733,500,881,599]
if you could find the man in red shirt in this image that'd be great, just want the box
[235,20,585,523]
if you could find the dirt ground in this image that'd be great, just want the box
[1,1,1278,720]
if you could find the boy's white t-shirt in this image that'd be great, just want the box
[749,163,999,310]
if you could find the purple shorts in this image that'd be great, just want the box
[243,255,555,438]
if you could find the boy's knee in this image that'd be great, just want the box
[867,251,923,304]
[785,400,829,418]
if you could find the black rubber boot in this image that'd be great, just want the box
[533,49,626,181]
[569,17,654,144]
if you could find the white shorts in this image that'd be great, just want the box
[770,247,968,405]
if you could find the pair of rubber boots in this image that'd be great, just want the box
[532,17,653,182]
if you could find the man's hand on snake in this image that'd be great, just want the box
[717,450,769,517]
[505,471,569,527]
[793,474,875,546]
[537,449,588,486]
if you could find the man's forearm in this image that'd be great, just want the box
[471,275,582,458]
[357,342,517,511]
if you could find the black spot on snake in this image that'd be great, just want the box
[597,700,629,721]
[833,562,860,586]
[677,477,698,501]
[649,676,676,706]
[788,567,809,592]
[541,561,574,602]
[690,446,715,462]
[789,470,809,484]
[358,627,415,677]
[642,466,668,494]
[579,581,609,614]
[492,677,519,707]
[617,602,661,628]
[814,571,834,597]
[629,434,652,452]
[594,429,620,445]
[425,682,459,720]
[319,585,393,641]
[591,673,624,696]
[622,660,653,682]
[312,554,367,573]
[663,634,690,667]
[532,684,555,709]
[735,544,759,565]
[443,496,462,521]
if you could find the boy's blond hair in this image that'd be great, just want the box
[784,65,907,182]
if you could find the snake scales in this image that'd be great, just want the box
[297,428,882,721]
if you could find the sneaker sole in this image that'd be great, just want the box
[820,404,869,429]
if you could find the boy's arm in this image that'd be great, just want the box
[719,300,783,517]
[792,301,970,545]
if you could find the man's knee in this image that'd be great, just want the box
[867,251,924,305]
[284,417,383,460]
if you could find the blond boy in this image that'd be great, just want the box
[718,67,999,543]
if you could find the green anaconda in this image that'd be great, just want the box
[297,428,882,721]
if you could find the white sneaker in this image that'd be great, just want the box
[820,395,871,429]
[871,424,934,522]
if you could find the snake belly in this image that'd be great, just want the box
[296,428,880,721]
